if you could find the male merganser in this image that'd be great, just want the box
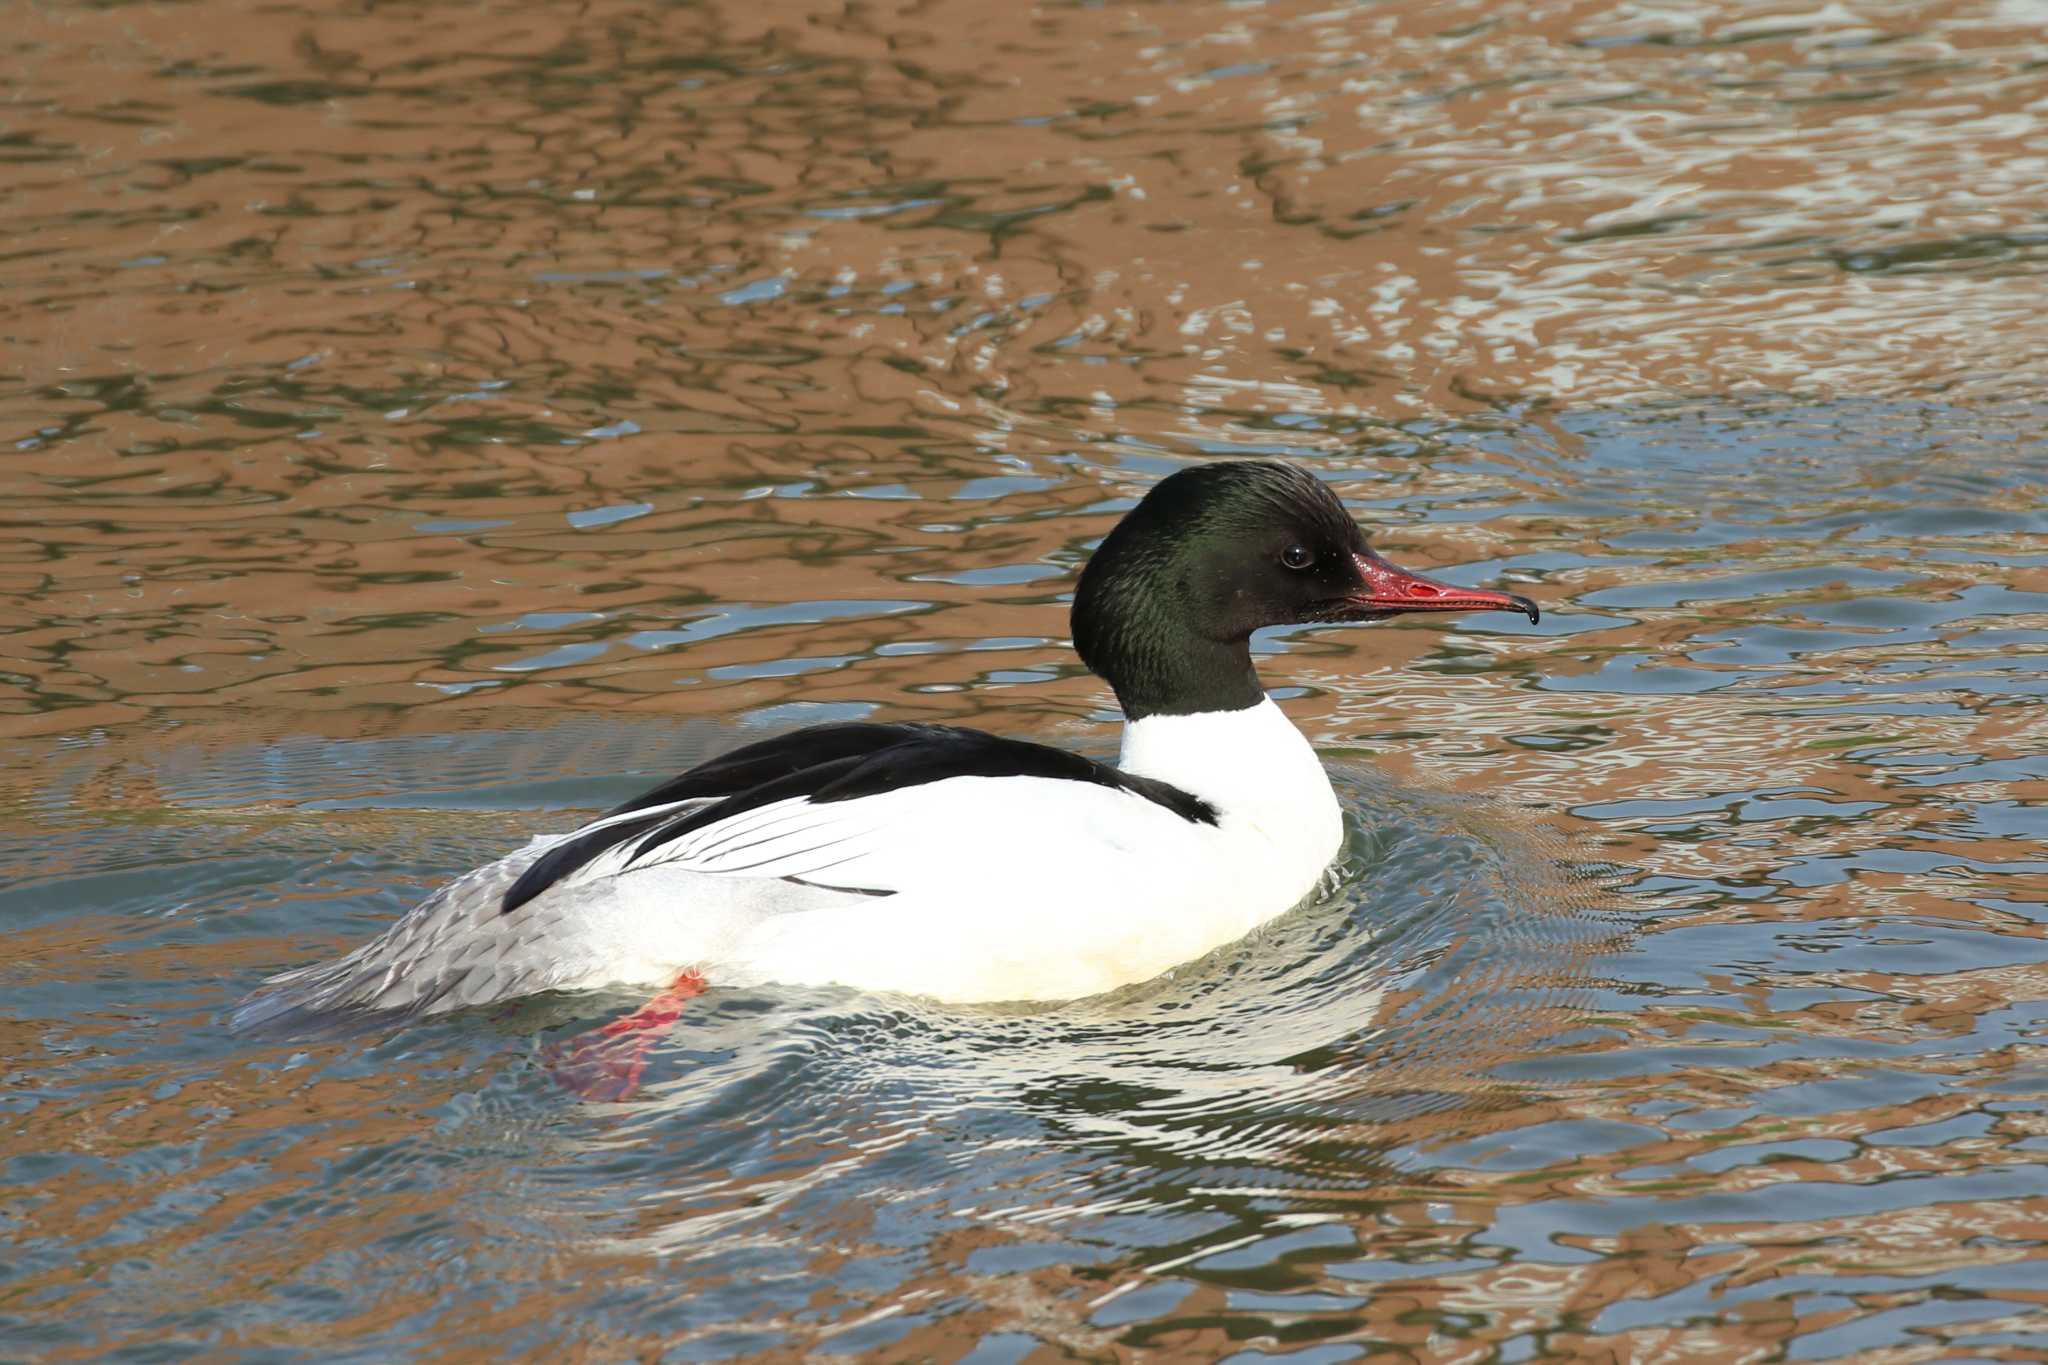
[237,461,1536,1039]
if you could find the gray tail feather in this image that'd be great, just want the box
[231,947,444,1039]
[232,846,554,1038]
[231,989,418,1041]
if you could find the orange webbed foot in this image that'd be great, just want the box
[543,970,708,1102]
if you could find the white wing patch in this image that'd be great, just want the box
[632,797,885,883]
[526,769,1238,916]
[531,795,892,894]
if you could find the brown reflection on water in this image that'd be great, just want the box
[14,0,2048,429]
[4,0,2048,1358]
[7,0,2048,730]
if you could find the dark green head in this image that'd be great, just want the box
[1072,461,1537,719]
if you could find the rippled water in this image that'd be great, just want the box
[5,0,2047,1358]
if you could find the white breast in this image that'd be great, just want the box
[1116,696,1345,879]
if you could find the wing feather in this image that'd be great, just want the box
[499,720,1214,914]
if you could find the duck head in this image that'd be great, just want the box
[1073,460,1538,719]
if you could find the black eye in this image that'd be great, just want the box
[1280,544,1314,571]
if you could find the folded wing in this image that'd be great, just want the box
[500,720,1215,913]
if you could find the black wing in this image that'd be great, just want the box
[499,721,1215,915]
[598,722,941,820]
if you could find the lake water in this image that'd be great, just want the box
[4,0,2046,1359]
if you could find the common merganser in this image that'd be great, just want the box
[236,461,1537,1042]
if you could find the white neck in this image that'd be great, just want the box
[1117,696,1339,830]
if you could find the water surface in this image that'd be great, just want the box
[4,0,2047,1358]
